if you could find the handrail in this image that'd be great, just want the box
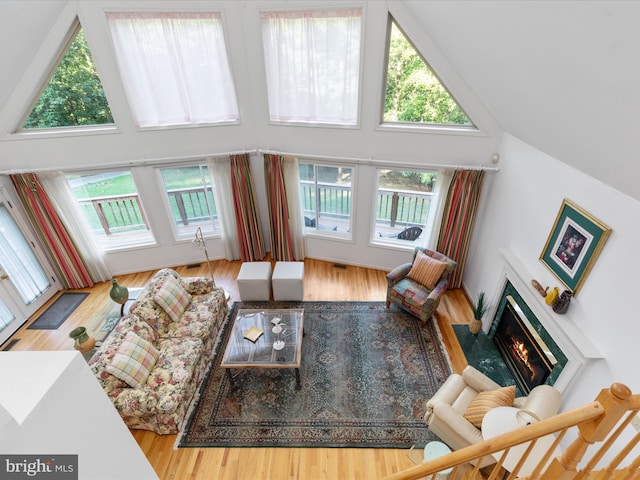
[383,383,639,480]
[382,403,604,480]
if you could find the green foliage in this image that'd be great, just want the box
[23,28,113,129]
[473,292,490,320]
[384,22,471,126]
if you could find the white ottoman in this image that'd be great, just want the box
[272,262,304,301]
[237,262,272,301]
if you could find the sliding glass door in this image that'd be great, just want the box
[0,190,58,346]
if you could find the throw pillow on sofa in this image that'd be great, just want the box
[463,385,516,428]
[106,331,160,388]
[153,274,192,322]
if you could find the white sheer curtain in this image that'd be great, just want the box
[282,156,306,260]
[107,12,239,127]
[39,172,112,282]
[261,9,362,124]
[208,157,240,260]
[426,168,454,250]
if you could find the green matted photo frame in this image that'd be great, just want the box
[540,199,611,297]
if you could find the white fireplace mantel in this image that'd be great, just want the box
[495,249,603,393]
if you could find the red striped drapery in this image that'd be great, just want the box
[230,153,266,262]
[436,169,485,288]
[10,173,93,289]
[264,154,294,261]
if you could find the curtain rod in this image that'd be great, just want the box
[0,148,258,175]
[258,148,500,172]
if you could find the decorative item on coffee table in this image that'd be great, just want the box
[469,291,489,335]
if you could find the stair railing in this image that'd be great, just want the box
[382,383,640,480]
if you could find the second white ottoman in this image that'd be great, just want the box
[272,262,304,301]
[237,262,272,301]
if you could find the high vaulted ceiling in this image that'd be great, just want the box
[403,1,640,203]
[1,1,639,203]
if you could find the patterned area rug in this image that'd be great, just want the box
[179,301,452,448]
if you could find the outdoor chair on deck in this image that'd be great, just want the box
[386,247,456,323]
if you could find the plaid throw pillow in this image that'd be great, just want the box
[153,275,192,322]
[106,331,160,388]
[406,251,448,290]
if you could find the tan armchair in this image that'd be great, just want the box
[424,365,562,467]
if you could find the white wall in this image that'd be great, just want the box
[465,133,640,411]
[0,351,158,480]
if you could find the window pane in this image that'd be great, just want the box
[383,19,472,126]
[67,171,155,250]
[22,25,113,130]
[0,205,50,304]
[261,9,362,125]
[158,165,220,238]
[107,12,239,127]
[300,163,352,234]
[374,169,437,243]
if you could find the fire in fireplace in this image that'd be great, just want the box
[493,295,557,394]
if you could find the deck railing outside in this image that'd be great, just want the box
[300,181,432,230]
[78,186,217,236]
[79,183,431,237]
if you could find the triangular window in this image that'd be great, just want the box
[383,17,472,127]
[21,22,113,130]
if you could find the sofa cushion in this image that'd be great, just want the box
[463,385,516,428]
[106,331,160,388]
[406,250,448,290]
[154,275,192,322]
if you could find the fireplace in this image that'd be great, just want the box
[493,295,557,394]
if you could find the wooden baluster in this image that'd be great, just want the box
[541,383,633,480]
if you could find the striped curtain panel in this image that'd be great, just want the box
[11,173,93,289]
[230,153,266,262]
[264,154,294,261]
[437,169,486,288]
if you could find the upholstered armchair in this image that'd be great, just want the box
[424,365,562,467]
[386,247,457,323]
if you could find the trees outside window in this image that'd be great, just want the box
[384,17,472,127]
[22,24,113,130]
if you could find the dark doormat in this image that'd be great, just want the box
[27,292,89,330]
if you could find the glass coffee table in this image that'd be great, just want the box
[220,309,304,389]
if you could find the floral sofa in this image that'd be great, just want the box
[89,268,228,434]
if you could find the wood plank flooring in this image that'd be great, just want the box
[3,257,475,480]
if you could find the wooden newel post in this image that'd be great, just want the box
[541,383,633,480]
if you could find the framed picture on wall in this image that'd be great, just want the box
[539,199,611,297]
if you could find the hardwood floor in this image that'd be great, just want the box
[3,257,475,480]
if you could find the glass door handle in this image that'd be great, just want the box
[0,274,9,280]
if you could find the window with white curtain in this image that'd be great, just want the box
[107,12,239,127]
[260,8,362,125]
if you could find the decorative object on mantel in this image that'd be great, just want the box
[469,291,490,335]
[539,198,611,297]
[531,279,548,297]
[552,289,572,314]
[545,286,560,306]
